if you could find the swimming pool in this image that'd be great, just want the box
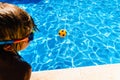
[2,0,120,71]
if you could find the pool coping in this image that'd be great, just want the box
[30,63,120,80]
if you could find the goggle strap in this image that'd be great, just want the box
[0,40,13,44]
[13,37,28,43]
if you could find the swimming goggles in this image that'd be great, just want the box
[0,32,34,45]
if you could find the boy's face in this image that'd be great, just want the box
[3,29,34,52]
[18,30,34,51]
[20,39,29,50]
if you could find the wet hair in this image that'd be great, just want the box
[0,2,36,51]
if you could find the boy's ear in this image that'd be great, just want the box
[3,45,13,52]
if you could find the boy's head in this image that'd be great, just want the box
[0,2,36,52]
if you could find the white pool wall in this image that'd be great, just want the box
[30,63,120,80]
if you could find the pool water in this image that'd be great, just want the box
[2,0,120,71]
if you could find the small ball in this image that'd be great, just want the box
[58,29,67,38]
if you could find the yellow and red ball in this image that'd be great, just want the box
[58,29,67,38]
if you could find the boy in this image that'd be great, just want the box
[0,2,37,80]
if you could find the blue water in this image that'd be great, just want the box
[1,0,120,71]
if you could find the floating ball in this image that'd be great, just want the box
[58,29,67,38]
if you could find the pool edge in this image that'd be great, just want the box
[30,64,120,80]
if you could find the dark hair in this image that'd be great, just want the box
[0,2,36,51]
